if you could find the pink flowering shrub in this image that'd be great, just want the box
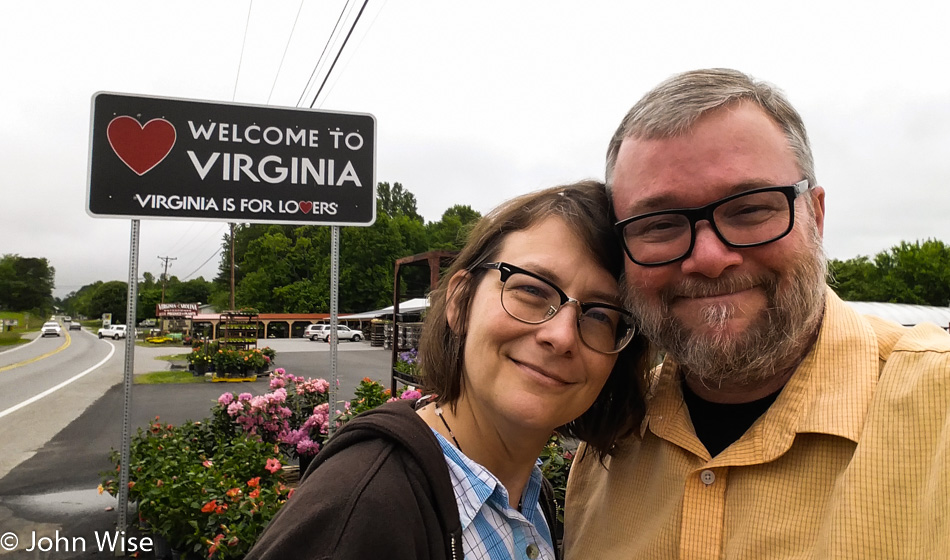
[213,370,338,459]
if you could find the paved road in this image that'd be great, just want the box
[0,329,112,412]
[0,338,392,559]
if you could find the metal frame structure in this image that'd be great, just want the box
[390,250,457,394]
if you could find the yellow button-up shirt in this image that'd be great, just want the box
[565,289,950,559]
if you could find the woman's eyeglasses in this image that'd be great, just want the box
[479,262,635,354]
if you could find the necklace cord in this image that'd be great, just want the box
[434,405,529,513]
[434,406,463,452]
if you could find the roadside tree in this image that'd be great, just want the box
[0,254,55,313]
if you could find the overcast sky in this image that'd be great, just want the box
[4,1,949,299]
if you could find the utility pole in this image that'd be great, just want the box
[157,255,177,304]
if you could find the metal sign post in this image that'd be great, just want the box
[115,219,140,541]
[328,226,340,436]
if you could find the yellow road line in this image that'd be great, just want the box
[0,330,71,373]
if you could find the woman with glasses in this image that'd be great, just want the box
[246,181,652,560]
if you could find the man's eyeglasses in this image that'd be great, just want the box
[614,179,812,266]
[479,262,635,354]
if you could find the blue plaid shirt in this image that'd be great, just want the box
[432,430,555,560]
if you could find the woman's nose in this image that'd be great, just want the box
[535,301,581,353]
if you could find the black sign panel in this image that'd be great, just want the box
[87,92,376,225]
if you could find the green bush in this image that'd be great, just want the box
[100,418,292,558]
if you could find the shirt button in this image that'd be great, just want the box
[700,469,716,485]
[526,543,540,559]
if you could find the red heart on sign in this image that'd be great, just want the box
[299,201,313,214]
[107,116,177,176]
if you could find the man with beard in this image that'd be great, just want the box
[564,68,950,559]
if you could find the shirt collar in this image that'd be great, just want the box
[432,429,547,531]
[782,288,879,443]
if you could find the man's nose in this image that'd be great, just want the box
[679,221,743,277]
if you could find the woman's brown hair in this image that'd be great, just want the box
[417,180,651,458]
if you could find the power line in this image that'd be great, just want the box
[315,0,388,106]
[233,0,255,101]
[174,223,224,259]
[297,0,352,107]
[162,222,198,255]
[168,2,372,289]
[310,0,371,108]
[172,223,228,274]
[267,0,307,105]
[181,247,224,281]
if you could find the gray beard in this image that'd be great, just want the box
[624,228,827,390]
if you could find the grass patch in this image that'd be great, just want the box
[0,332,28,347]
[135,370,206,384]
[155,353,191,361]
[0,312,47,345]
[136,340,190,348]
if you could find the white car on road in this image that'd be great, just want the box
[316,325,364,342]
[41,322,62,337]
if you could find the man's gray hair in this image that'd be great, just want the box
[605,69,816,190]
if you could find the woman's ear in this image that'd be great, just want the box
[445,270,471,333]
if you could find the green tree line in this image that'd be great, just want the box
[64,273,213,325]
[828,238,950,306]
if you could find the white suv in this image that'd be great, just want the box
[97,325,128,339]
[303,324,330,341]
[317,325,364,343]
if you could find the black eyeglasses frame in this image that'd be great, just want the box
[614,179,812,267]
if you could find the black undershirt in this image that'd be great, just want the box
[682,381,782,457]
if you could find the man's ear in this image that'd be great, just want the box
[445,270,471,333]
[811,186,826,237]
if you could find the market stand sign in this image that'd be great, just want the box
[156,303,199,318]
[87,92,376,226]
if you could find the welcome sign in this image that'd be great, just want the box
[87,92,376,225]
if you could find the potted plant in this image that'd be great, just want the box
[240,349,268,375]
[394,348,419,379]
[260,346,277,366]
[186,349,214,376]
[213,349,244,377]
